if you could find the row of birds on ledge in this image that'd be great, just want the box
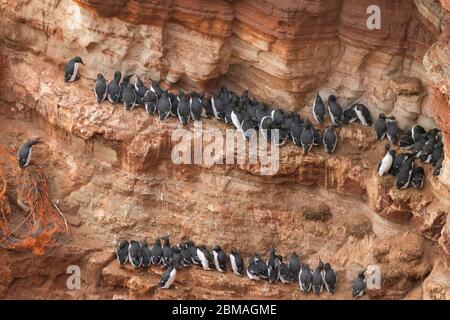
[116,237,368,298]
[68,56,445,175]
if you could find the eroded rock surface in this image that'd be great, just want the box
[0,0,450,300]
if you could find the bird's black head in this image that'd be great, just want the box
[123,74,134,82]
[152,79,159,87]
[415,167,425,174]
[318,259,324,269]
[27,138,40,146]
[118,239,128,248]
[114,71,122,80]
[187,240,194,247]
[328,95,337,102]
[73,56,84,65]
[213,245,221,252]
[136,76,143,87]
[155,238,162,246]
[172,245,180,253]
[231,247,237,254]
[324,263,331,270]
[140,240,148,247]
[358,269,367,278]
[97,73,105,80]
[379,113,386,119]
[304,118,311,128]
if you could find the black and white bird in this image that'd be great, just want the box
[246,257,260,281]
[255,254,269,280]
[121,74,137,110]
[169,92,179,116]
[342,106,358,124]
[386,116,400,144]
[353,103,372,126]
[177,90,190,125]
[162,236,173,266]
[197,245,212,271]
[143,90,158,114]
[159,259,177,289]
[179,242,192,267]
[375,113,387,140]
[390,152,414,177]
[396,157,414,189]
[230,106,244,132]
[151,238,163,265]
[323,125,338,154]
[327,95,343,126]
[190,92,203,121]
[107,71,122,103]
[172,246,182,268]
[399,135,415,148]
[378,144,395,176]
[352,269,367,298]
[300,119,314,153]
[157,92,172,120]
[268,261,280,284]
[288,252,301,281]
[115,239,129,265]
[430,142,443,166]
[94,73,107,103]
[290,117,304,148]
[267,246,281,283]
[299,263,313,293]
[322,263,337,294]
[134,76,149,105]
[211,92,224,121]
[64,56,84,82]
[212,245,227,273]
[411,124,427,143]
[141,240,152,268]
[271,109,285,128]
[411,167,425,189]
[417,136,436,159]
[230,247,245,276]
[312,93,326,124]
[128,240,143,269]
[187,240,200,265]
[312,260,324,295]
[150,80,164,98]
[279,263,291,284]
[259,116,274,142]
[434,156,444,176]
[17,139,39,169]
[267,246,278,271]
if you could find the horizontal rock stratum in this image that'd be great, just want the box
[0,0,449,300]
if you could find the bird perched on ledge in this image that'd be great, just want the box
[17,138,40,169]
[64,56,84,82]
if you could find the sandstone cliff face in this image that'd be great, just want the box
[0,0,450,299]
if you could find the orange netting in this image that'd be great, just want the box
[0,143,67,255]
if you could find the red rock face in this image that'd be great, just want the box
[0,0,450,299]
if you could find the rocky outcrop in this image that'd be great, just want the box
[1,0,450,299]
